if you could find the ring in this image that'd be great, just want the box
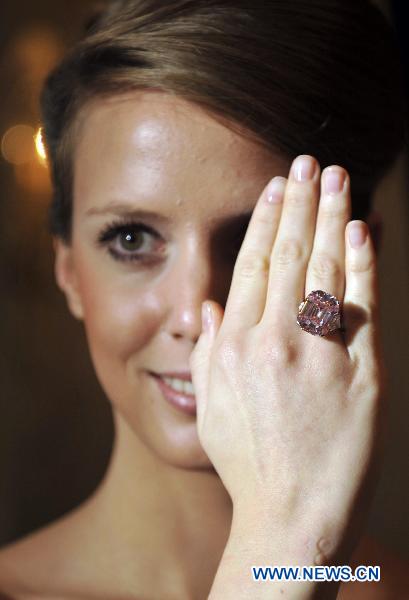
[297,290,343,337]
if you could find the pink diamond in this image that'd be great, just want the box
[297,290,341,336]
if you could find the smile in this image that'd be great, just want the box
[161,376,195,395]
[150,373,197,416]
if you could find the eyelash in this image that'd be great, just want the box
[96,218,248,265]
[97,218,164,263]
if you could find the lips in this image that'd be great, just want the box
[153,371,192,382]
[150,372,196,416]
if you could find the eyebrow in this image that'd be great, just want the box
[85,201,254,228]
[85,202,170,224]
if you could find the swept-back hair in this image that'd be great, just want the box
[40,0,406,244]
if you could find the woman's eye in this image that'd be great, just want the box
[97,221,165,263]
[97,220,248,264]
[119,229,145,252]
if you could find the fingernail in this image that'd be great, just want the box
[201,302,213,333]
[348,222,367,248]
[292,155,316,182]
[266,176,286,204]
[324,168,346,194]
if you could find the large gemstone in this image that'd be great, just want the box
[297,290,341,337]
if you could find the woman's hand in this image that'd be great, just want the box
[189,154,387,566]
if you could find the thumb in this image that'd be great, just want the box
[189,301,224,426]
[202,299,225,340]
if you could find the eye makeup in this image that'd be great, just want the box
[95,213,251,265]
[97,217,166,263]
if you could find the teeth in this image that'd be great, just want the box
[162,376,195,395]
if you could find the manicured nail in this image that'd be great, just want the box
[201,302,213,333]
[293,155,316,182]
[324,168,346,194]
[348,222,367,248]
[266,176,286,204]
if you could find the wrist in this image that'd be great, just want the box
[229,502,315,564]
[210,526,341,600]
[229,498,347,566]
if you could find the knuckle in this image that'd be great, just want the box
[320,200,349,220]
[257,208,277,228]
[214,335,244,372]
[286,189,310,207]
[236,252,270,279]
[256,327,298,366]
[275,238,303,266]
[351,375,381,411]
[268,342,296,367]
[309,253,340,279]
[348,253,377,274]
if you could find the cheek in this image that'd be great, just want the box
[75,259,161,385]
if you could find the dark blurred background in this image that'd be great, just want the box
[0,0,114,547]
[1,0,409,560]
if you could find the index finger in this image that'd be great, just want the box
[219,176,287,334]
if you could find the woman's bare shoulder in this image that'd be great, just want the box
[0,526,407,599]
[338,533,409,599]
[0,522,65,599]
[0,505,145,600]
[0,508,92,600]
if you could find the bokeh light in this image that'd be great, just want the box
[1,124,35,165]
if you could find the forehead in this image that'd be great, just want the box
[72,90,288,222]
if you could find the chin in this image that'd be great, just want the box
[101,367,216,470]
[135,370,215,470]
[112,392,215,470]
[151,440,216,471]
[137,414,215,470]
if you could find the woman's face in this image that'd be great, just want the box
[55,90,289,469]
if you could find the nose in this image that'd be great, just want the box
[163,241,232,343]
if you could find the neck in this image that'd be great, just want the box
[84,410,233,596]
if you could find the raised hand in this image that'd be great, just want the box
[190,155,387,569]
